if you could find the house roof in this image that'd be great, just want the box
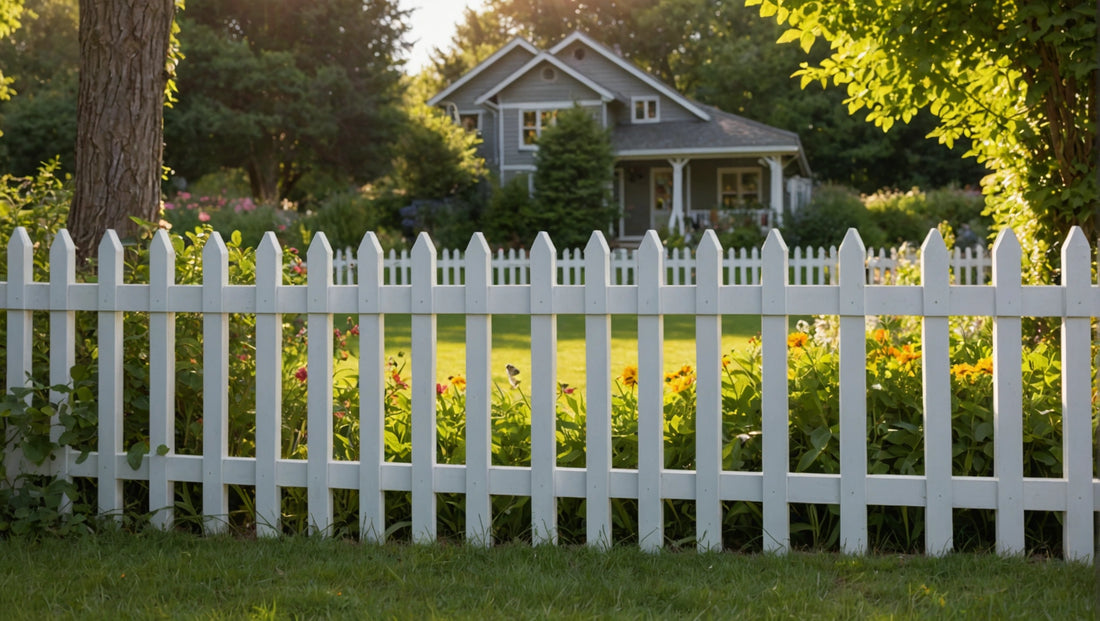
[475,52,617,105]
[611,105,811,175]
[427,37,539,107]
[549,31,711,122]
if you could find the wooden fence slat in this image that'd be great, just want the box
[202,233,230,534]
[255,233,282,537]
[48,232,76,502]
[5,228,33,485]
[148,230,176,529]
[838,229,868,554]
[992,229,1025,555]
[920,230,953,555]
[358,232,387,542]
[585,232,612,548]
[1060,227,1094,562]
[530,232,558,545]
[761,229,790,553]
[306,234,335,535]
[695,230,723,552]
[465,234,492,546]
[411,233,438,543]
[98,231,125,520]
[637,231,665,551]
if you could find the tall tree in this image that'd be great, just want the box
[164,0,411,203]
[748,0,1097,276]
[68,0,176,256]
[0,0,26,102]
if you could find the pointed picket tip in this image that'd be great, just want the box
[762,228,788,262]
[465,232,490,259]
[695,228,721,260]
[920,228,947,256]
[763,228,788,252]
[838,228,865,254]
[98,228,123,256]
[1060,226,1090,262]
[531,231,556,261]
[50,229,76,262]
[639,230,662,254]
[201,230,227,260]
[585,230,609,256]
[307,231,333,262]
[7,227,32,287]
[991,228,1021,257]
[149,229,176,284]
[919,228,948,275]
[1060,226,1091,289]
[412,231,436,257]
[257,231,282,262]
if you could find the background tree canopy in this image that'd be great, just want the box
[163,0,411,203]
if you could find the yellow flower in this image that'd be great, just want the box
[891,344,921,365]
[721,354,731,369]
[620,365,638,388]
[448,374,466,392]
[973,357,993,375]
[678,364,694,376]
[788,332,809,348]
[669,373,695,393]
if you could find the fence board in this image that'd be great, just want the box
[992,230,1025,555]
[255,233,282,536]
[465,234,492,546]
[5,229,33,486]
[307,235,335,534]
[838,229,868,554]
[97,232,125,520]
[529,233,558,545]
[761,230,790,553]
[585,232,613,549]
[148,231,175,529]
[358,233,387,542]
[410,233,438,543]
[201,234,230,533]
[695,231,723,551]
[920,230,953,556]
[1060,228,1094,562]
[637,231,664,552]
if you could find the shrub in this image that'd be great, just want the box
[782,184,886,249]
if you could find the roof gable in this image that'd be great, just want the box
[475,52,617,105]
[549,31,710,122]
[428,37,539,107]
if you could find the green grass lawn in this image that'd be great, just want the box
[365,314,770,393]
[0,531,1091,619]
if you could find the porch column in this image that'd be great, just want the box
[668,158,689,235]
[763,156,784,227]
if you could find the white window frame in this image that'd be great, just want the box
[631,96,660,124]
[716,167,763,209]
[518,108,559,150]
[457,111,482,133]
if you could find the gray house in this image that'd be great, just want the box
[429,31,812,242]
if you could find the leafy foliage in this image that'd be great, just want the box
[748,0,1097,279]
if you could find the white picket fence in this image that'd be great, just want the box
[330,244,992,286]
[2,226,1096,560]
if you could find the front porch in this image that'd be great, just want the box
[612,156,810,241]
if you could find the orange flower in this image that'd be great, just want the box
[620,365,638,388]
[669,373,695,393]
[788,332,809,348]
[891,344,921,365]
[448,374,467,392]
[721,354,731,369]
[873,328,887,344]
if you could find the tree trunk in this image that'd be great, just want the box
[70,0,174,259]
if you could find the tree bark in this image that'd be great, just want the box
[70,0,174,259]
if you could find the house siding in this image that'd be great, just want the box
[500,104,603,170]
[436,46,537,111]
[554,42,697,123]
[496,62,603,104]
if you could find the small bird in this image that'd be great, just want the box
[505,364,521,389]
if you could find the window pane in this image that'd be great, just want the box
[647,100,657,118]
[634,100,645,120]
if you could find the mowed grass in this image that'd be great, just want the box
[0,531,1091,619]
[365,314,773,393]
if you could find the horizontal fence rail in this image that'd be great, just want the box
[1,226,1096,560]
[328,244,992,286]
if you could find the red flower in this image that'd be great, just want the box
[437,383,447,395]
[350,324,360,336]
[295,367,308,382]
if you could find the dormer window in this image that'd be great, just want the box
[632,96,659,123]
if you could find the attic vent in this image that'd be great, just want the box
[573,47,586,61]
[541,66,557,81]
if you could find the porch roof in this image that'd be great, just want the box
[611,105,810,175]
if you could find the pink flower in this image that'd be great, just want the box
[237,354,249,361]
[178,191,191,200]
[277,224,287,232]
[163,202,175,211]
[295,367,308,382]
[198,211,211,222]
[437,383,447,395]
[349,324,359,336]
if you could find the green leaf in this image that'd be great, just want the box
[127,441,149,471]
[156,444,170,456]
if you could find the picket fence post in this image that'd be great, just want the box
[637,231,665,551]
[98,231,125,521]
[5,228,32,486]
[838,229,868,554]
[358,232,387,542]
[760,229,790,553]
[530,232,559,545]
[48,232,76,511]
[920,230,953,555]
[584,232,613,548]
[201,233,229,533]
[695,231,723,551]
[410,232,438,543]
[148,230,176,529]
[465,233,492,546]
[255,233,283,536]
[992,229,1025,555]
[1061,227,1094,562]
